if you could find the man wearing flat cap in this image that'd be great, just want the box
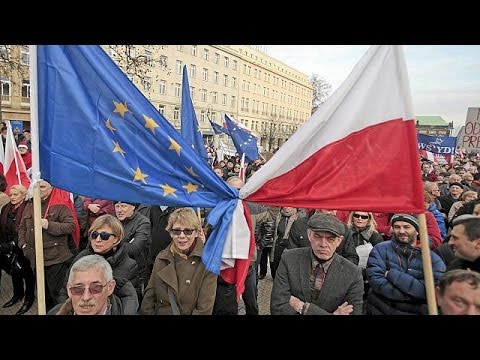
[270,213,364,315]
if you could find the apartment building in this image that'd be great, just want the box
[103,45,314,151]
[1,45,314,151]
[0,45,31,126]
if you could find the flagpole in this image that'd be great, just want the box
[29,45,47,315]
[417,213,438,315]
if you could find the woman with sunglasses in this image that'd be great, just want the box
[140,208,217,315]
[347,211,383,313]
[57,214,139,314]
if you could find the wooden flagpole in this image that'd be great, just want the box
[417,212,438,315]
[29,45,46,315]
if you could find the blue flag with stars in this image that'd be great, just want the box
[181,65,209,162]
[36,45,238,274]
[224,114,259,162]
[209,116,230,135]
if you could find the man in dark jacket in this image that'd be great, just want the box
[447,216,480,272]
[147,205,175,275]
[288,209,359,265]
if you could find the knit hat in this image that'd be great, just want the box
[114,200,136,207]
[391,213,419,232]
[449,182,464,189]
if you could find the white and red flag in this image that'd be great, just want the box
[4,121,31,193]
[239,45,424,213]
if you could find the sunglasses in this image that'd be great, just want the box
[90,231,115,241]
[353,214,369,220]
[171,228,195,236]
[69,283,108,296]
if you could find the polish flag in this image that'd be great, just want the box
[240,45,424,213]
[4,122,31,193]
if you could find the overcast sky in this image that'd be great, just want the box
[266,45,480,132]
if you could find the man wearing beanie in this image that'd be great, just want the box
[270,213,363,315]
[366,213,446,315]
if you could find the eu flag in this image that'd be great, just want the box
[209,117,230,136]
[224,114,259,162]
[181,65,209,162]
[36,45,237,274]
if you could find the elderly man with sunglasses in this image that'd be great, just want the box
[49,254,138,315]
[56,214,140,313]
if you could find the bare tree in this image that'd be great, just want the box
[310,73,332,114]
[107,45,171,84]
[0,45,30,123]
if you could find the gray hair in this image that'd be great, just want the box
[68,254,113,284]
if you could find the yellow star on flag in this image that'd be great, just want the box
[131,167,148,184]
[113,101,130,118]
[112,140,125,157]
[182,182,198,194]
[168,137,181,156]
[104,119,116,133]
[160,184,178,197]
[143,114,159,134]
[185,166,198,177]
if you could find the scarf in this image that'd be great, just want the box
[279,208,298,239]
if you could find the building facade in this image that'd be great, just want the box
[102,45,314,151]
[416,115,453,136]
[0,45,31,125]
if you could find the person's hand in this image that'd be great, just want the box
[88,203,100,214]
[41,218,49,229]
[333,302,353,315]
[198,229,206,244]
[289,295,304,314]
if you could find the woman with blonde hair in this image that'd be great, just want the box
[0,184,35,315]
[140,207,217,315]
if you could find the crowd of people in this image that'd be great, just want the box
[1,140,480,315]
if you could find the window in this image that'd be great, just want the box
[190,64,196,78]
[158,105,165,115]
[203,48,209,61]
[214,53,220,64]
[232,60,237,70]
[231,96,236,108]
[142,76,151,91]
[223,74,228,87]
[176,60,183,74]
[144,50,153,67]
[212,92,217,104]
[224,56,229,67]
[190,86,195,100]
[191,45,197,56]
[0,45,10,60]
[21,80,30,102]
[222,93,227,105]
[211,112,217,121]
[173,107,180,120]
[1,77,11,101]
[232,77,237,89]
[213,71,218,84]
[202,68,208,81]
[174,83,181,97]
[176,45,182,51]
[21,46,29,65]
[200,89,207,102]
[159,80,166,94]
[200,110,206,123]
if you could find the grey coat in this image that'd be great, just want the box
[270,248,364,315]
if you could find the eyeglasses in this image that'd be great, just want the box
[90,231,115,241]
[353,214,369,220]
[171,228,194,236]
[69,283,108,296]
